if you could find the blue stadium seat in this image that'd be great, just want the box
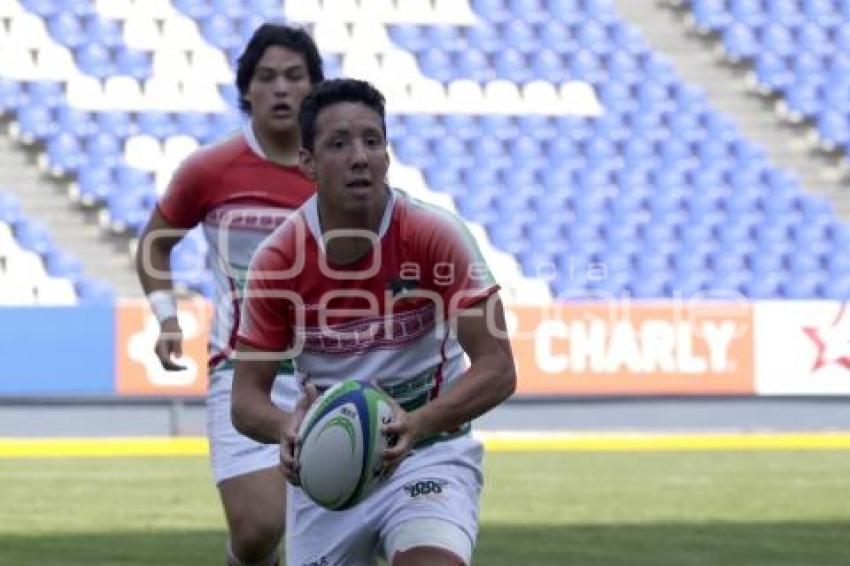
[389,25,428,53]
[427,25,466,52]
[729,0,766,26]
[85,132,122,169]
[176,112,215,144]
[802,0,841,26]
[419,48,455,83]
[137,111,177,139]
[27,81,65,109]
[114,47,152,81]
[45,131,86,174]
[106,188,151,233]
[471,0,512,23]
[20,0,61,16]
[494,48,532,83]
[14,217,55,256]
[75,165,114,204]
[84,14,124,49]
[96,111,135,139]
[765,0,800,26]
[200,14,241,50]
[75,277,116,304]
[530,49,565,83]
[15,105,57,143]
[56,106,97,139]
[44,248,84,278]
[211,0,248,18]
[0,192,22,225]
[0,78,25,114]
[47,11,86,49]
[454,49,492,83]
[76,43,115,79]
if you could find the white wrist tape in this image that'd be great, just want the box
[148,290,178,323]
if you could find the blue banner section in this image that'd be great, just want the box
[0,305,115,395]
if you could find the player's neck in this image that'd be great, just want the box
[252,122,300,167]
[317,190,389,265]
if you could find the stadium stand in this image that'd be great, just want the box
[0,0,847,304]
[0,190,113,304]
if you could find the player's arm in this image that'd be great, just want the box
[231,341,288,444]
[232,343,319,485]
[135,208,189,371]
[384,292,517,461]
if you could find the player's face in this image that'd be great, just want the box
[245,46,312,134]
[301,101,390,214]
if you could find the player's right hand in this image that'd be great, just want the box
[154,317,186,371]
[280,381,319,486]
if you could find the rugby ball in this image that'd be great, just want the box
[296,379,394,511]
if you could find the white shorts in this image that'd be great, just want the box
[285,436,483,566]
[206,368,299,485]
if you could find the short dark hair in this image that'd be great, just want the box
[298,79,386,152]
[235,23,324,114]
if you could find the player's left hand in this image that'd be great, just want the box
[380,401,422,479]
[280,381,319,486]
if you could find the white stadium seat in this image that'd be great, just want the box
[0,222,19,257]
[190,45,234,84]
[181,80,227,112]
[484,80,524,113]
[390,0,434,23]
[127,0,176,19]
[560,80,603,116]
[321,0,360,22]
[6,13,52,49]
[342,52,382,84]
[447,79,485,113]
[161,17,205,51]
[66,76,107,109]
[104,76,145,110]
[6,249,47,281]
[286,0,322,22]
[358,0,397,22]
[143,77,184,110]
[0,46,36,80]
[381,50,420,85]
[523,80,562,114]
[0,273,36,305]
[433,0,480,24]
[313,20,352,53]
[36,277,77,305]
[0,0,24,18]
[95,0,134,20]
[152,49,193,82]
[123,17,162,50]
[124,135,163,172]
[405,78,447,113]
[163,135,199,167]
[350,21,393,52]
[34,45,79,81]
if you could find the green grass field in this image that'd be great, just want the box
[1,451,849,565]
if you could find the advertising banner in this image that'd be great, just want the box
[505,302,755,396]
[0,305,114,394]
[754,301,850,395]
[114,299,211,396]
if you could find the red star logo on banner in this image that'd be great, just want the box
[803,304,850,371]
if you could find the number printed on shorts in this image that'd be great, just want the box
[403,478,449,498]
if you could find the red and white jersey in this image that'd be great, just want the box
[238,189,500,412]
[157,123,315,369]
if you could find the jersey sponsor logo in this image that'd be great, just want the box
[403,478,449,498]
[299,304,438,355]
